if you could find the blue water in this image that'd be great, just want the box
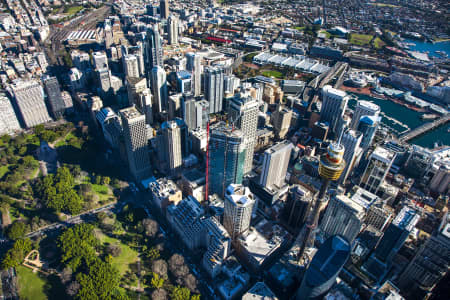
[349,95,450,149]
[404,39,450,57]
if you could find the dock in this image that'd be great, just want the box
[398,114,450,142]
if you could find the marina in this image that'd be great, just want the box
[348,94,450,148]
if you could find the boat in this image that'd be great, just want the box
[420,114,438,120]
[435,50,448,58]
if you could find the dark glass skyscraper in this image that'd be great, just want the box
[297,235,350,299]
[43,76,65,119]
[145,25,163,72]
[208,123,246,198]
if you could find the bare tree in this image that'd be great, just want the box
[60,267,73,284]
[151,288,168,300]
[152,259,168,279]
[142,218,159,238]
[168,254,189,278]
[106,243,122,257]
[66,280,80,296]
[184,274,198,293]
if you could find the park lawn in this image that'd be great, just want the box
[319,30,331,39]
[261,70,283,79]
[96,230,139,276]
[373,37,386,49]
[294,26,305,31]
[16,266,48,300]
[55,132,82,148]
[0,165,9,179]
[349,33,373,46]
[64,5,83,15]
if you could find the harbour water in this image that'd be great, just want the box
[349,95,449,149]
[403,39,450,57]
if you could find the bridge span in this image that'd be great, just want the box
[398,114,450,142]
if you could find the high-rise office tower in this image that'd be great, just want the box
[429,163,450,194]
[151,66,168,114]
[129,42,146,77]
[350,100,380,130]
[137,88,153,125]
[160,0,169,19]
[223,184,255,239]
[319,194,365,243]
[168,94,182,120]
[0,93,21,135]
[127,77,148,106]
[97,68,112,95]
[398,214,450,295]
[224,75,240,94]
[161,120,182,175]
[203,66,224,114]
[271,104,292,139]
[146,25,163,70]
[123,54,140,78]
[183,97,196,130]
[296,235,350,300]
[283,185,313,229]
[42,76,65,119]
[196,100,209,130]
[360,146,395,194]
[176,71,192,94]
[320,85,348,134]
[358,115,380,153]
[71,50,91,71]
[339,129,363,184]
[260,141,292,190]
[208,123,247,198]
[11,80,51,128]
[363,206,420,281]
[120,107,152,181]
[186,52,202,97]
[228,95,259,174]
[93,51,108,70]
[167,15,178,45]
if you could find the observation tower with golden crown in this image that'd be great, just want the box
[297,142,346,263]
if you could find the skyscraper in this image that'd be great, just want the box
[282,185,313,229]
[151,66,168,114]
[97,68,112,95]
[320,85,348,134]
[160,0,169,19]
[223,184,255,239]
[123,54,140,78]
[360,146,396,194]
[339,129,363,184]
[137,88,153,125]
[208,123,247,198]
[358,115,380,153]
[228,95,259,174]
[363,206,420,281]
[0,93,21,135]
[186,52,202,97]
[161,120,182,175]
[42,76,65,119]
[271,104,292,139]
[203,66,224,114]
[146,25,163,70]
[319,194,365,243]
[120,107,152,181]
[11,80,51,128]
[350,100,380,130]
[167,14,178,45]
[260,141,292,190]
[398,213,450,295]
[296,235,351,300]
[92,51,108,70]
